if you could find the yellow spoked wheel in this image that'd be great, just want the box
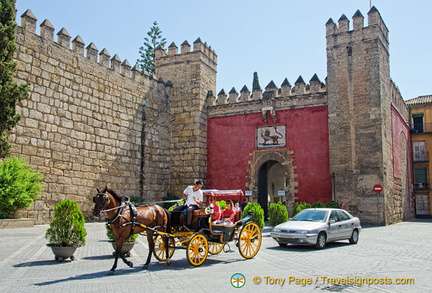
[186,234,208,266]
[238,222,262,259]
[208,242,224,255]
[153,235,175,261]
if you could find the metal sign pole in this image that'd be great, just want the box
[373,184,383,226]
[377,193,379,225]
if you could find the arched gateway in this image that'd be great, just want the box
[247,149,297,218]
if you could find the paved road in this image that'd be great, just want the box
[0,219,431,292]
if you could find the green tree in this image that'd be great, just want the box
[242,202,265,228]
[252,71,261,91]
[269,201,288,226]
[0,157,44,218]
[45,199,87,247]
[216,200,226,210]
[325,200,340,208]
[0,0,30,158]
[137,21,166,76]
[291,202,311,217]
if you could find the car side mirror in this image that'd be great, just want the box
[329,219,336,224]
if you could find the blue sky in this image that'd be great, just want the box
[15,0,432,100]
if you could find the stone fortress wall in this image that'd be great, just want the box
[9,6,412,225]
[11,10,172,224]
[325,7,411,224]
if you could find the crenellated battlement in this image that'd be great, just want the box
[10,5,412,225]
[155,37,217,73]
[326,6,389,49]
[18,9,152,82]
[156,38,217,61]
[209,73,326,106]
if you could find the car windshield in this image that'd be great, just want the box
[292,210,328,222]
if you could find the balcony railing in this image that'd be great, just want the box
[414,182,430,190]
[411,123,432,133]
[413,151,429,163]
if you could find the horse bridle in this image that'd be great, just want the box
[93,192,124,213]
[93,192,126,224]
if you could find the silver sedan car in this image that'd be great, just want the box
[270,208,361,249]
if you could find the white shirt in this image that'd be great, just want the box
[184,186,203,206]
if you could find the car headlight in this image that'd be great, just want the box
[297,230,309,234]
[273,228,281,232]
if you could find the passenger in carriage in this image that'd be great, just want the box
[220,200,236,224]
[209,195,221,222]
[239,198,248,211]
[173,180,203,228]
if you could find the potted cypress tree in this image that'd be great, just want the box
[269,201,288,227]
[45,199,87,261]
[106,224,138,257]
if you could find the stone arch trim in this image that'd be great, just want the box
[246,148,298,201]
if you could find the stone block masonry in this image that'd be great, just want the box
[326,8,412,225]
[155,39,217,194]
[10,10,172,224]
[8,7,413,227]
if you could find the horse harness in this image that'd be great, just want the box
[99,193,166,235]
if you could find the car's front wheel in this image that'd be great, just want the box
[315,232,326,249]
[349,229,359,244]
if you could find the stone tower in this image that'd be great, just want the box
[326,7,412,225]
[155,39,217,194]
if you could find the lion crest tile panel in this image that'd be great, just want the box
[257,125,286,148]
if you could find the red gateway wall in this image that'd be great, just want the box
[207,105,332,204]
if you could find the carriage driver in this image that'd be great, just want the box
[174,180,204,228]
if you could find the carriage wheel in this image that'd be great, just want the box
[153,235,175,261]
[238,222,262,259]
[208,242,224,255]
[186,234,208,266]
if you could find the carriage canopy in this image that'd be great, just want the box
[202,189,245,203]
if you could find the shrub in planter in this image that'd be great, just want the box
[0,157,44,219]
[45,199,87,261]
[216,200,226,210]
[291,202,311,217]
[168,200,184,211]
[325,200,340,209]
[106,223,138,256]
[45,199,87,247]
[242,202,265,228]
[269,201,288,226]
[106,223,138,243]
[312,201,325,208]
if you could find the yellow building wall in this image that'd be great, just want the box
[410,105,432,215]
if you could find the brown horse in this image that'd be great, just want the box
[92,187,171,273]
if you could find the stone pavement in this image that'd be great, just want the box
[0,219,431,292]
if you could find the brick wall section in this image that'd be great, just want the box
[10,11,171,223]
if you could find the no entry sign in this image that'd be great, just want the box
[373,184,383,193]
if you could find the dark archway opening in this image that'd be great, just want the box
[258,160,285,219]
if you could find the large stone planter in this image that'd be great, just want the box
[47,244,78,262]
[110,241,137,257]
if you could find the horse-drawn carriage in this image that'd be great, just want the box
[154,189,261,266]
[93,188,261,273]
